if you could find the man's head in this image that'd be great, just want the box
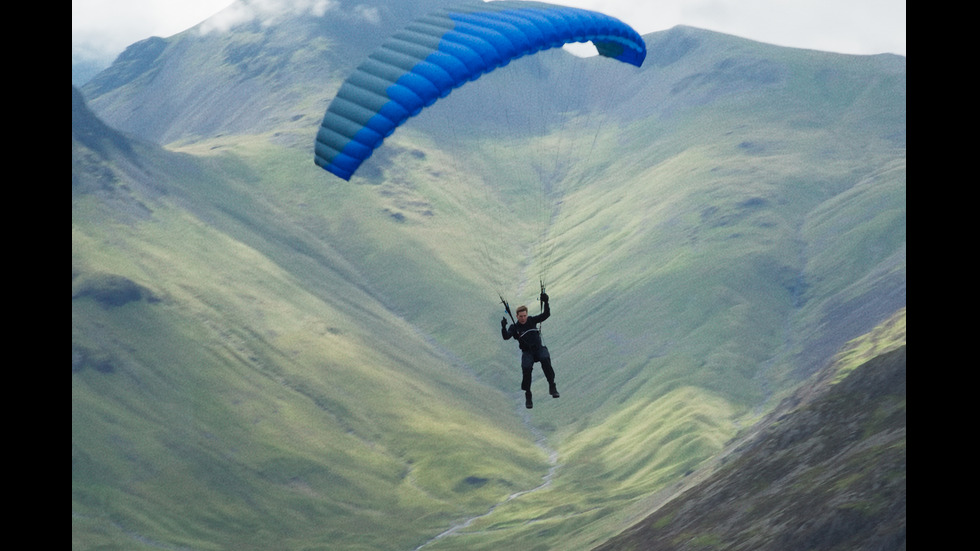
[516,305,528,323]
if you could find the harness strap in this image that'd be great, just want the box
[516,327,540,339]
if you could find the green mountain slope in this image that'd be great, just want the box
[73,87,550,550]
[594,312,906,551]
[74,3,905,549]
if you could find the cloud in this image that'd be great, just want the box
[199,0,337,34]
[352,5,381,25]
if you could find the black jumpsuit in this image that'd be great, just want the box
[502,301,556,392]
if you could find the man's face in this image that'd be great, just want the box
[517,311,528,323]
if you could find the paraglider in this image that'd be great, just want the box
[314,1,646,408]
[314,0,647,180]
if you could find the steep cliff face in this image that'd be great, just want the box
[596,346,906,551]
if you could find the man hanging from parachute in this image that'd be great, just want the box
[500,283,557,409]
[313,1,646,408]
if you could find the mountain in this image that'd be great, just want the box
[595,311,906,551]
[80,0,466,146]
[73,1,905,549]
[73,83,553,550]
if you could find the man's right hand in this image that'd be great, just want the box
[501,317,508,328]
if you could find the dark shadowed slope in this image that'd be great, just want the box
[594,344,906,551]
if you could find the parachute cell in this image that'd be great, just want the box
[314,1,647,180]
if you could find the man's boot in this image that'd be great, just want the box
[525,390,533,409]
[549,382,560,398]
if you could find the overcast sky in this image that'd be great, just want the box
[72,0,906,68]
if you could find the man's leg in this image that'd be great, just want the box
[539,348,559,398]
[521,352,534,408]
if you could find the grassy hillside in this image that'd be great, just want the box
[74,15,905,551]
[73,108,552,549]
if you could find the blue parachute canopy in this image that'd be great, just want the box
[314,1,647,180]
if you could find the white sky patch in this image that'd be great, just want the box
[72,0,235,63]
[549,0,905,56]
[353,5,382,25]
[73,0,906,68]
